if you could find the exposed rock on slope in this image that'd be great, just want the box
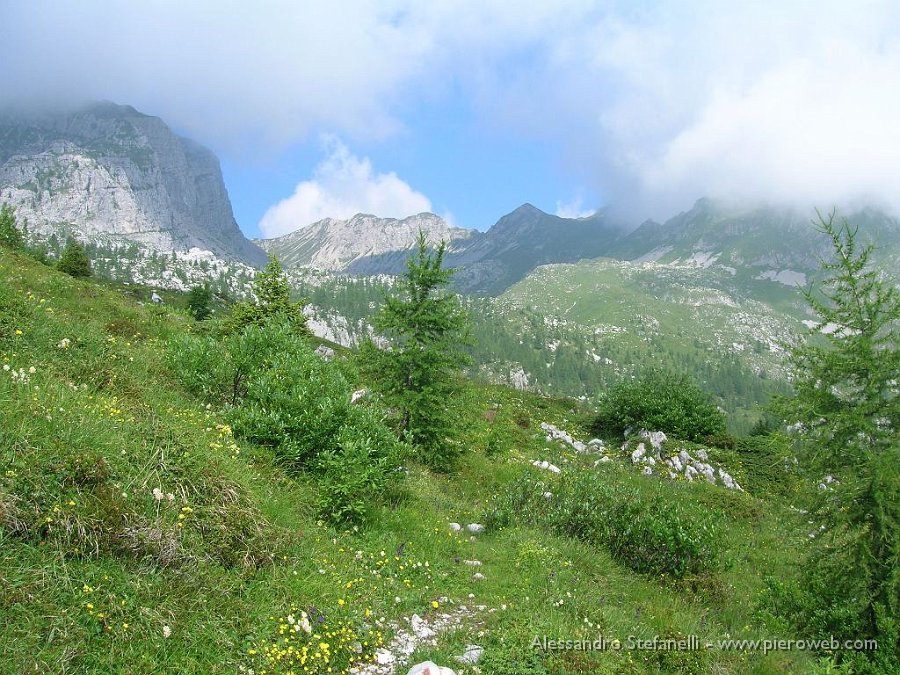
[256,212,477,272]
[0,102,265,265]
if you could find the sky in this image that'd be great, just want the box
[2,1,900,238]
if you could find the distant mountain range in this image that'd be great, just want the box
[259,204,629,294]
[2,102,897,295]
[260,198,900,295]
[0,102,265,265]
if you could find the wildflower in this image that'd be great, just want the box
[431,600,439,609]
[163,625,172,638]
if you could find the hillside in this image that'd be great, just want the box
[289,259,800,433]
[0,102,266,265]
[0,247,822,673]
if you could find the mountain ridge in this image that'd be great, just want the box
[0,101,266,265]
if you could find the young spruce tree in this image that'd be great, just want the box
[187,284,213,321]
[228,256,310,335]
[361,230,471,471]
[779,210,898,669]
[57,237,92,278]
[0,202,25,250]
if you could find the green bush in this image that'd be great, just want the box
[166,321,407,523]
[486,466,722,578]
[593,368,726,441]
[315,405,408,523]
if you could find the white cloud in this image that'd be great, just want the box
[555,198,594,219]
[478,0,900,216]
[3,1,900,216]
[258,139,433,237]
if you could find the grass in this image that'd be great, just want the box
[0,247,825,673]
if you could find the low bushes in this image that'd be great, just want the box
[486,466,722,578]
[166,321,407,523]
[593,368,726,441]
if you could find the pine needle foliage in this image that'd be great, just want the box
[0,202,26,250]
[360,230,471,471]
[228,256,309,335]
[776,209,899,670]
[57,238,92,278]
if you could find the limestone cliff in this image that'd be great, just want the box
[0,102,265,265]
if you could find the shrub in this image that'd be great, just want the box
[166,321,407,523]
[593,368,726,441]
[315,406,408,523]
[487,467,721,578]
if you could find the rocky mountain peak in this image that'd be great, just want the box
[0,102,266,265]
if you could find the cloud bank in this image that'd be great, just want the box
[259,139,433,237]
[2,1,900,217]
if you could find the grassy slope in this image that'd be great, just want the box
[1,249,817,674]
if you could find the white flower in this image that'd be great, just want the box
[57,338,71,349]
[2,364,9,371]
[152,488,164,501]
[300,616,312,634]
[162,625,172,638]
[28,366,35,374]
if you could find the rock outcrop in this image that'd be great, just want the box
[0,102,265,265]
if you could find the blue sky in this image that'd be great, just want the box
[3,1,900,238]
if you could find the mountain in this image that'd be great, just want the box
[611,198,900,278]
[0,101,266,265]
[255,212,477,272]
[259,203,627,294]
[261,198,899,298]
[445,203,626,294]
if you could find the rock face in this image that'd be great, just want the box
[0,102,266,265]
[256,212,477,272]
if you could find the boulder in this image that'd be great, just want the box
[410,614,435,639]
[314,344,335,360]
[455,645,484,665]
[408,662,457,675]
[531,460,561,473]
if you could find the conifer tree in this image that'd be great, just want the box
[360,230,471,471]
[57,237,92,278]
[779,209,898,667]
[228,256,309,334]
[0,203,25,250]
[188,284,213,321]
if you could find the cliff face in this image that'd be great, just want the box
[256,212,479,272]
[0,102,266,265]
